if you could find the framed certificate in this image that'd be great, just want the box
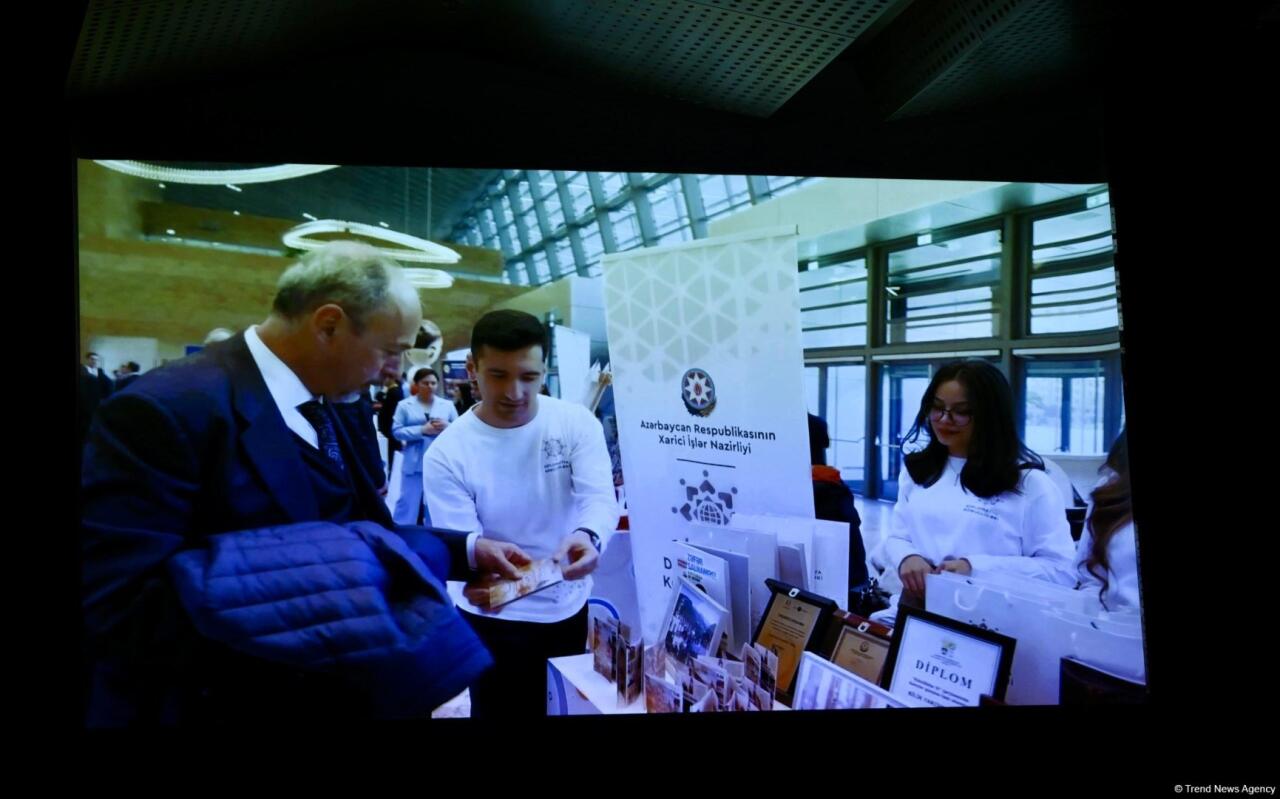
[751,579,837,701]
[880,604,1015,708]
[822,611,893,685]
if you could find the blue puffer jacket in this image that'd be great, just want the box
[168,520,492,718]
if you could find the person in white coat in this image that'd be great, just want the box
[1074,429,1140,612]
[883,360,1076,601]
[391,367,457,526]
[423,309,619,718]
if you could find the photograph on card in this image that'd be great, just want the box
[683,542,752,655]
[592,615,619,682]
[659,576,730,666]
[620,639,644,705]
[688,684,718,713]
[793,651,907,711]
[751,684,774,711]
[475,558,564,609]
[645,671,683,713]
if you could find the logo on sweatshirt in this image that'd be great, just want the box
[543,437,567,460]
[543,437,570,473]
[681,368,717,417]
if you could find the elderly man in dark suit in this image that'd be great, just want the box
[81,241,529,725]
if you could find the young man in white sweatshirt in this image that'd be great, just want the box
[423,309,619,718]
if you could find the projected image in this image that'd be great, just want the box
[77,159,1137,723]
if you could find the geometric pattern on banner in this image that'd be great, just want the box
[672,469,739,526]
[604,235,799,393]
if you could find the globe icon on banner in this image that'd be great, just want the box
[696,502,728,525]
[673,471,737,525]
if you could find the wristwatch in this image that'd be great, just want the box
[575,527,602,552]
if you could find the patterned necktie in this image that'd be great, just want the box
[297,400,346,473]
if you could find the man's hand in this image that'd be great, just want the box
[424,419,447,435]
[462,583,494,610]
[898,554,935,598]
[937,558,972,576]
[464,539,534,611]
[553,530,600,580]
[474,538,532,581]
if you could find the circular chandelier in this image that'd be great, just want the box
[282,219,459,287]
[93,161,339,185]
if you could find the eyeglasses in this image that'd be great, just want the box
[928,405,972,426]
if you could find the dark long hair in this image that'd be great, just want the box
[454,381,477,414]
[902,360,1043,498]
[1085,430,1131,606]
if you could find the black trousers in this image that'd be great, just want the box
[462,605,588,719]
[384,438,398,480]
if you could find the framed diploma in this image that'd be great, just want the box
[751,578,837,702]
[822,611,893,685]
[881,604,1015,708]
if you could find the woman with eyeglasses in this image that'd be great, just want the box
[881,360,1076,601]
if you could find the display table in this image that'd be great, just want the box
[547,653,790,715]
[547,653,646,715]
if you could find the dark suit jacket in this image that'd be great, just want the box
[808,412,830,466]
[115,373,139,391]
[80,333,474,724]
[331,393,386,489]
[376,384,404,451]
[77,366,114,444]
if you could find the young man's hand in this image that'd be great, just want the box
[553,530,600,580]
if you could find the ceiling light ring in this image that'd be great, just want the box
[93,161,340,185]
[282,219,459,289]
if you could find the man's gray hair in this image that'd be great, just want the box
[272,241,414,332]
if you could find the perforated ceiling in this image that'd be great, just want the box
[854,0,1109,120]
[68,0,905,118]
[530,0,899,116]
[67,0,357,96]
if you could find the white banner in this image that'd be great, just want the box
[552,324,593,404]
[603,228,815,642]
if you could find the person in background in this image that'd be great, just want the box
[1074,429,1140,612]
[116,362,142,391]
[376,375,405,481]
[813,463,869,595]
[882,360,1076,602]
[391,368,457,526]
[78,351,114,448]
[453,380,478,415]
[808,412,830,466]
